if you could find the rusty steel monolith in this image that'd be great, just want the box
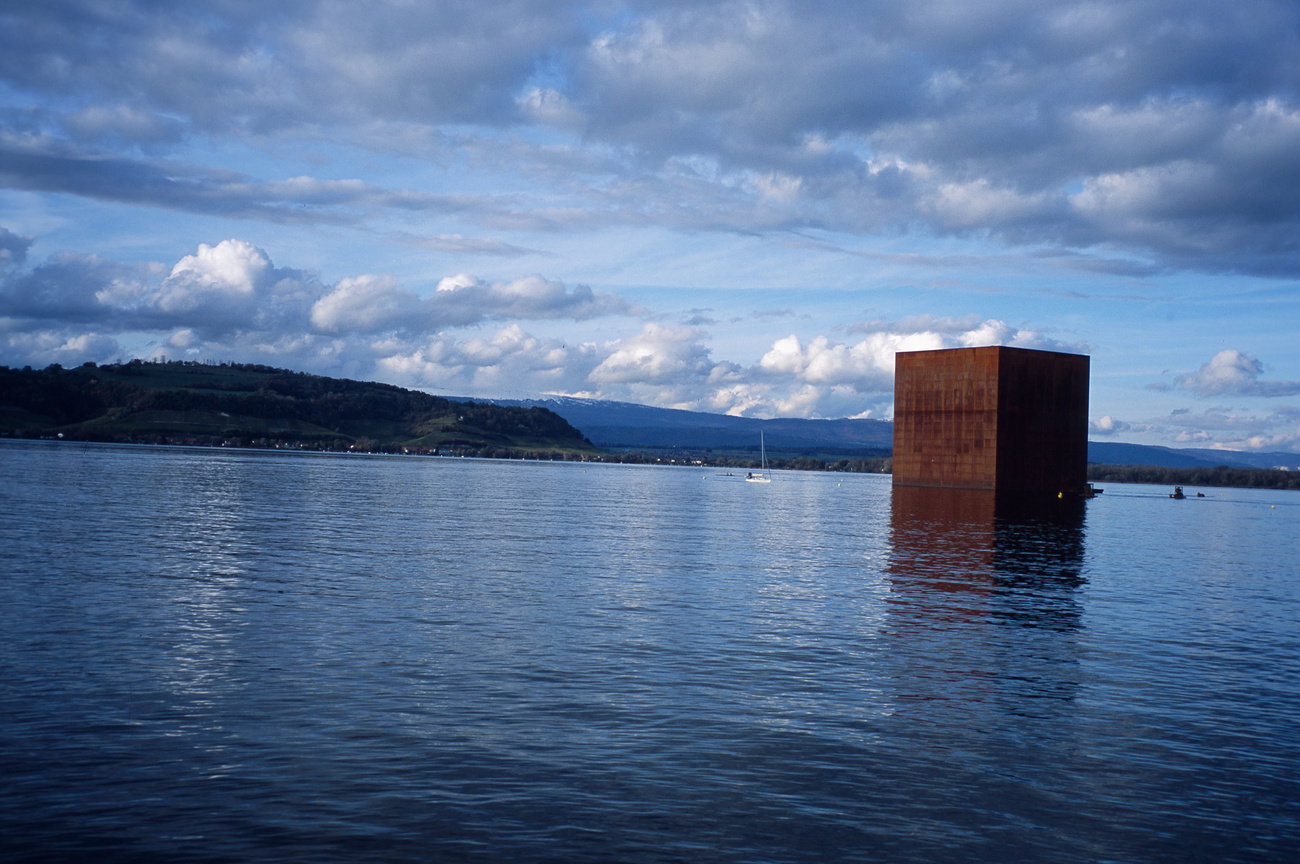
[892,346,1089,494]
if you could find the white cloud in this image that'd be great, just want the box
[62,103,185,146]
[518,87,584,129]
[930,180,1056,230]
[311,274,418,334]
[1090,415,1130,436]
[433,274,632,323]
[1175,349,1300,398]
[435,274,479,293]
[590,323,716,385]
[165,328,199,350]
[377,325,598,395]
[0,327,121,368]
[1240,431,1300,451]
[758,334,901,388]
[310,272,637,336]
[758,319,1083,394]
[0,252,143,322]
[153,239,272,317]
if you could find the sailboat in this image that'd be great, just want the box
[745,430,772,483]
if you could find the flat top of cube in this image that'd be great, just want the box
[895,345,1088,361]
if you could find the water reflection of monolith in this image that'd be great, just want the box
[893,346,1089,496]
[886,486,1087,710]
[887,486,999,619]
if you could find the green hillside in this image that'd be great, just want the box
[0,360,602,458]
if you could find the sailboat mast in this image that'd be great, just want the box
[747,429,773,482]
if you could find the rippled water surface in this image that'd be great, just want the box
[2,440,1297,862]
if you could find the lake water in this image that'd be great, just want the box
[1,439,1297,862]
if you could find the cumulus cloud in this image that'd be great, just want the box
[378,325,599,396]
[1089,415,1130,436]
[0,239,317,340]
[0,325,121,368]
[156,239,272,318]
[1175,349,1300,398]
[589,323,716,385]
[761,319,1085,396]
[310,275,418,334]
[760,334,897,389]
[427,274,635,326]
[0,252,145,323]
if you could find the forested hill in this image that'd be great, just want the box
[0,360,599,457]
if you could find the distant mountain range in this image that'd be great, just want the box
[487,396,893,454]
[487,395,1300,470]
[1084,441,1299,471]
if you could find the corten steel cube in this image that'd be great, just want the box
[892,346,1089,494]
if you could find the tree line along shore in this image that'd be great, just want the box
[1085,463,1300,491]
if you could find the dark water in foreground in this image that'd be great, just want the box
[1,440,1297,862]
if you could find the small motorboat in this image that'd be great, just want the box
[1170,486,1186,499]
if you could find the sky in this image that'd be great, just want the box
[2,0,1299,452]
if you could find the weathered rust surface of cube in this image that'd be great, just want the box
[892,346,1089,494]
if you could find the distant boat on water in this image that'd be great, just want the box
[746,431,772,484]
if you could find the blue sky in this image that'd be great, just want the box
[2,0,1299,452]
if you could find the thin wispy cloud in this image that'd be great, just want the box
[397,233,548,258]
[0,137,496,224]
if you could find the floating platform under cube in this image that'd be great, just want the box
[892,346,1089,494]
